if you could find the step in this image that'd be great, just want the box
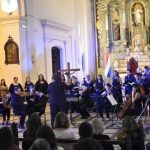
[125,55,149,59]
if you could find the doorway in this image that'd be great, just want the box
[51,47,61,75]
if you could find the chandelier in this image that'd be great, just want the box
[1,0,18,14]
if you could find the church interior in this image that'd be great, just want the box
[0,0,150,150]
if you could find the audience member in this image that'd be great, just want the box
[74,138,103,150]
[117,115,145,150]
[22,112,42,150]
[79,121,93,139]
[11,122,19,147]
[0,126,20,150]
[54,112,76,139]
[36,125,64,150]
[29,138,51,150]
[91,118,114,150]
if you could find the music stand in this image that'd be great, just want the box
[66,96,80,126]
[106,95,120,129]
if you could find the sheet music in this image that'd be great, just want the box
[107,95,118,106]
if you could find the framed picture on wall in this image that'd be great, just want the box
[4,36,19,65]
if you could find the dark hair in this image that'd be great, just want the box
[52,74,60,82]
[74,138,103,150]
[0,127,14,150]
[54,112,69,128]
[136,73,142,77]
[11,122,19,146]
[36,125,57,150]
[0,79,6,86]
[38,74,45,81]
[105,83,111,88]
[29,138,50,150]
[26,113,42,139]
[79,122,93,139]
[13,76,18,80]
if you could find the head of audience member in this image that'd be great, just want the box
[0,79,6,86]
[135,73,142,82]
[122,116,139,133]
[38,74,45,82]
[13,76,18,84]
[11,122,19,146]
[26,76,31,84]
[52,74,60,82]
[74,138,103,150]
[0,127,15,150]
[136,68,142,74]
[86,75,91,82]
[26,112,42,140]
[97,74,103,81]
[79,122,93,139]
[14,87,21,95]
[126,69,131,76]
[29,138,51,150]
[91,118,104,135]
[54,112,69,129]
[36,125,57,150]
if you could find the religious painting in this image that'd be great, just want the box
[4,36,19,64]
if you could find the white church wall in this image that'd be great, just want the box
[25,0,96,82]
[0,19,22,85]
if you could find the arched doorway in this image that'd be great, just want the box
[51,47,61,75]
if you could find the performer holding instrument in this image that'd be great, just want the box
[11,87,27,129]
[24,76,35,116]
[0,79,11,125]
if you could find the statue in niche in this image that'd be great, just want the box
[132,4,143,25]
[112,9,120,41]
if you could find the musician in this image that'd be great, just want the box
[71,76,80,87]
[47,74,70,128]
[112,70,122,104]
[97,83,112,120]
[0,79,10,125]
[9,77,23,94]
[34,91,47,116]
[35,74,48,95]
[24,77,35,116]
[61,74,66,83]
[124,70,135,96]
[84,74,94,91]
[129,84,142,116]
[11,87,27,129]
[95,74,105,94]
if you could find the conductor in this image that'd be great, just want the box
[47,74,70,128]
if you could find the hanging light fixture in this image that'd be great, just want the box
[1,0,18,14]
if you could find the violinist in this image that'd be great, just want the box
[97,83,112,120]
[0,79,10,125]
